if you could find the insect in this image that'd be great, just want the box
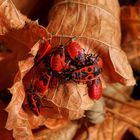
[66,65,101,82]
[27,89,51,116]
[33,58,53,95]
[34,70,52,94]
[50,45,68,72]
[87,77,102,100]
[24,38,103,116]
[27,92,40,116]
[66,42,85,65]
[85,54,103,69]
[25,67,52,116]
[24,60,52,116]
[34,41,52,64]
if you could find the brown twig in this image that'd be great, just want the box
[103,94,140,110]
[106,107,140,129]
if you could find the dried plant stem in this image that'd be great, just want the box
[103,94,140,110]
[106,107,140,129]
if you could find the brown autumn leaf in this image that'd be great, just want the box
[34,121,79,140]
[1,1,92,139]
[121,6,140,73]
[74,100,140,140]
[11,0,39,15]
[46,0,135,86]
[5,43,39,140]
[0,0,28,35]
[2,1,136,139]
[103,83,134,108]
[5,40,92,139]
[0,0,47,90]
[4,42,63,139]
[0,101,13,140]
[0,23,46,90]
[44,81,94,120]
[23,48,93,120]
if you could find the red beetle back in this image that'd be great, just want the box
[66,42,85,64]
[88,77,102,100]
[35,41,52,63]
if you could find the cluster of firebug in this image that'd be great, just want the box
[25,38,103,116]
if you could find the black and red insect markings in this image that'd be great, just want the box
[71,65,101,82]
[50,45,67,72]
[66,42,85,65]
[88,77,102,100]
[86,54,103,69]
[24,39,103,116]
[35,41,52,64]
[39,75,49,86]
[27,93,40,116]
[23,64,52,116]
[87,67,92,72]
[34,71,51,93]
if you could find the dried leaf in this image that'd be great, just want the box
[23,70,94,120]
[121,6,140,73]
[0,0,28,35]
[0,22,46,90]
[103,83,134,108]
[5,38,93,139]
[2,1,137,140]
[74,100,140,140]
[46,0,135,86]
[44,118,68,130]
[11,0,39,15]
[5,43,40,140]
[34,121,79,140]
[0,101,13,140]
[45,81,94,120]
[85,98,105,124]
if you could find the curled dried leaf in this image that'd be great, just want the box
[121,6,140,73]
[103,83,134,108]
[11,0,39,15]
[74,100,140,140]
[44,81,93,120]
[5,43,40,139]
[34,121,79,140]
[0,0,28,35]
[0,23,46,90]
[44,118,69,129]
[46,0,135,86]
[0,101,13,140]
[23,70,94,120]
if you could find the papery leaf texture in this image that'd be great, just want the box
[46,0,135,86]
[121,6,140,73]
[74,101,140,140]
